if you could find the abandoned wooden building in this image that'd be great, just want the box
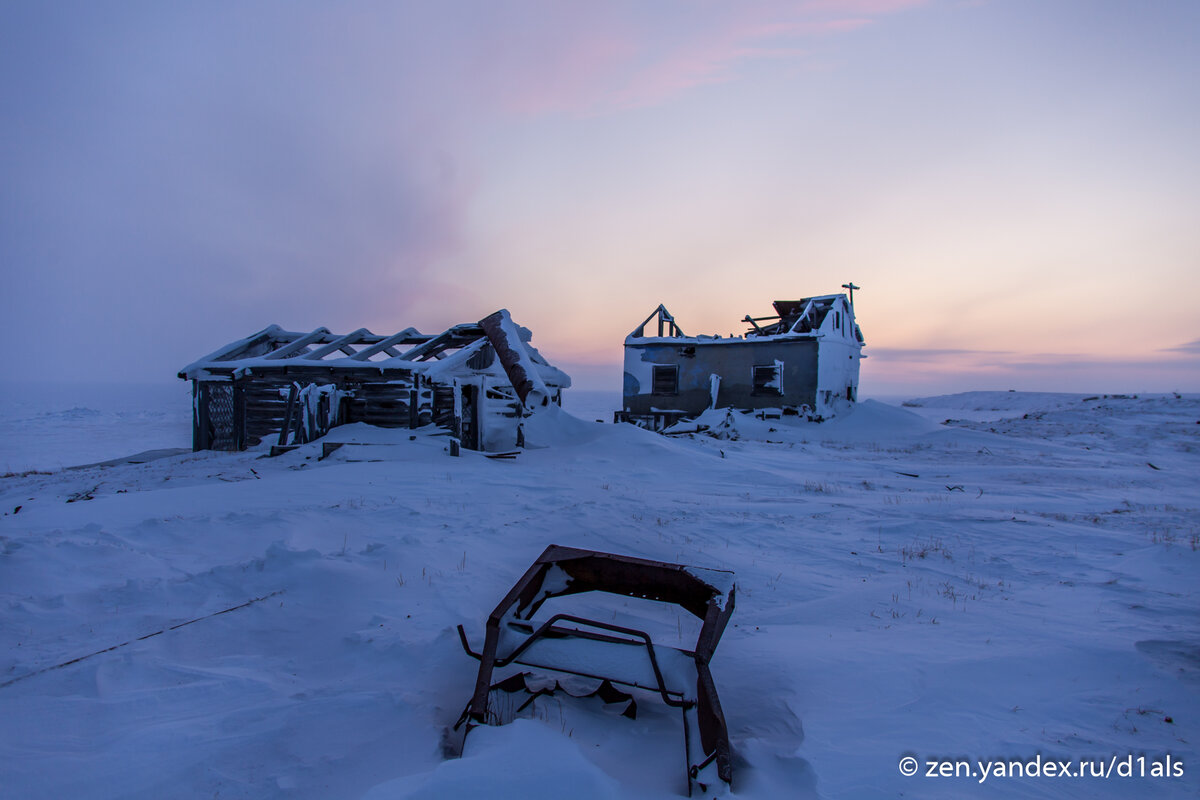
[178,310,569,453]
[618,292,865,429]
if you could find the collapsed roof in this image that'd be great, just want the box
[746,296,851,337]
[179,310,570,401]
[627,295,864,343]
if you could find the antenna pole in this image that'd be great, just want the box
[841,282,860,307]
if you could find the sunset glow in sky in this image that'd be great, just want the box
[3,0,1198,395]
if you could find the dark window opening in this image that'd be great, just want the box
[652,365,679,395]
[752,364,783,396]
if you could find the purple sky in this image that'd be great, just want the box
[3,0,1197,396]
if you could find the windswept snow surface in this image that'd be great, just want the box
[0,382,192,473]
[1,392,1197,798]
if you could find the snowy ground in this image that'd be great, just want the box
[0,382,194,474]
[1,388,1197,798]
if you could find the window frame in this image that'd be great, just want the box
[651,364,679,396]
[751,363,784,396]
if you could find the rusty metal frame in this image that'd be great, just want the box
[455,544,736,793]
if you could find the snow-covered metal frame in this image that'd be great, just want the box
[619,294,866,429]
[455,544,736,795]
[178,310,570,453]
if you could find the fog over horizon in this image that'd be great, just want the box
[3,1,1198,397]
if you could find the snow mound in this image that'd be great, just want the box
[521,404,606,448]
[805,399,938,441]
[663,400,935,444]
[360,720,620,800]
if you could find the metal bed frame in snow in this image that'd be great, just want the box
[454,544,736,796]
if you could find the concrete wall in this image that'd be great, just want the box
[814,338,862,417]
[622,338,820,417]
[810,296,862,416]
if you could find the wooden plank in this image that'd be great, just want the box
[233,382,246,451]
[278,383,299,446]
[191,381,205,451]
[468,383,481,451]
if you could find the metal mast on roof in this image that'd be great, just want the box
[842,282,860,307]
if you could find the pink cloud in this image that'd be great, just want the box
[800,0,929,13]
[499,31,639,116]
[742,17,874,37]
[604,39,743,111]
[492,0,932,116]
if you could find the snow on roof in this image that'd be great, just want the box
[626,293,857,343]
[179,312,569,388]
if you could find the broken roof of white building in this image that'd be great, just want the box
[627,295,865,344]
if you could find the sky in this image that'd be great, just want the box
[2,0,1198,396]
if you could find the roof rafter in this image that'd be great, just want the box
[349,327,425,361]
[302,328,375,360]
[264,327,333,360]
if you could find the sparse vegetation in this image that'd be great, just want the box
[899,537,952,563]
[1,469,52,479]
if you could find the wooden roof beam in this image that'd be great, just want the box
[264,327,333,360]
[350,327,425,361]
[395,330,454,362]
[787,300,818,333]
[630,304,684,338]
[397,325,483,362]
[177,324,288,378]
[303,328,375,360]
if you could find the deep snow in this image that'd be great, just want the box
[1,388,1197,798]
